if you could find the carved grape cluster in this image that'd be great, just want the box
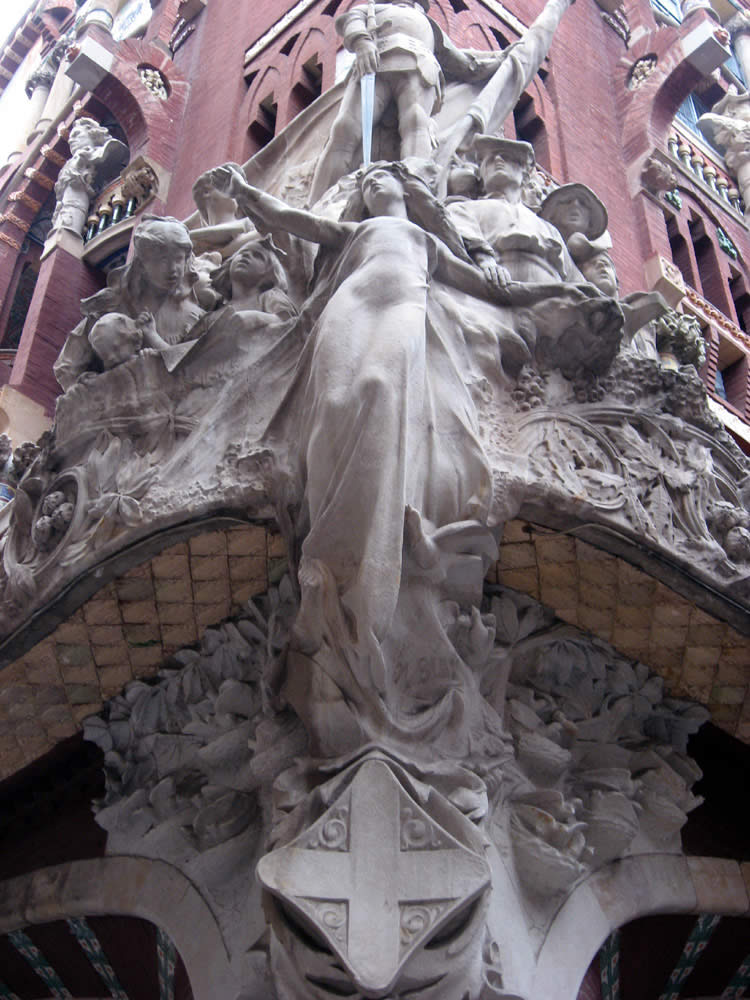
[31,489,75,552]
[511,366,547,410]
[570,374,609,404]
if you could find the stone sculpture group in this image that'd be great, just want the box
[2,1,748,998]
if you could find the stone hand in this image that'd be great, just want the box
[209,163,249,200]
[478,254,511,289]
[354,39,379,77]
[136,311,157,339]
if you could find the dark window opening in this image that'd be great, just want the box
[490,27,511,49]
[717,350,748,413]
[280,32,299,57]
[2,263,39,350]
[248,94,278,151]
[322,0,343,16]
[288,56,323,119]
[513,93,549,172]
[729,272,750,334]
[689,215,727,313]
[97,113,129,150]
[448,0,469,13]
[666,214,696,289]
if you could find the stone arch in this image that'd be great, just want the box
[427,0,451,34]
[0,512,277,670]
[242,64,283,155]
[41,0,75,14]
[0,856,237,1000]
[91,39,190,177]
[618,26,710,172]
[531,853,749,1000]
[290,25,328,77]
[286,27,327,122]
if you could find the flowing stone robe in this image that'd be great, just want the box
[267,214,493,661]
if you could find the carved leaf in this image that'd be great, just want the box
[491,594,519,644]
[117,495,143,527]
[6,564,37,606]
[10,487,35,561]
[88,432,122,496]
[645,482,673,543]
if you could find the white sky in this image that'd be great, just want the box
[0,0,37,51]
[0,0,41,165]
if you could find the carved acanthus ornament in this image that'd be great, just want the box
[628,54,657,89]
[653,310,707,368]
[24,64,56,99]
[138,65,169,100]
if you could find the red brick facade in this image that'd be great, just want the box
[1,0,750,434]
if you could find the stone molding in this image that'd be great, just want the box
[0,857,237,1000]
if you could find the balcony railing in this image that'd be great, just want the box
[82,157,159,247]
[667,124,745,217]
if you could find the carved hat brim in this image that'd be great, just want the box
[472,134,535,170]
[567,231,607,265]
[539,182,608,240]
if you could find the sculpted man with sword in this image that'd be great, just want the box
[309,0,574,203]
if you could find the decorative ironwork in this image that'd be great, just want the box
[67,917,129,1000]
[7,930,72,999]
[658,914,721,1000]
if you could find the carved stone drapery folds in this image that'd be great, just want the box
[1,1,748,997]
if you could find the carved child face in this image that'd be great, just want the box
[229,243,274,291]
[137,230,191,294]
[88,312,143,369]
[448,161,480,199]
[581,252,618,297]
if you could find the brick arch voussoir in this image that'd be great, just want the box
[41,0,77,18]
[290,25,328,79]
[240,63,284,135]
[619,28,707,170]
[460,20,501,50]
[90,40,190,171]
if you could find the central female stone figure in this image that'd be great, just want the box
[210,161,502,757]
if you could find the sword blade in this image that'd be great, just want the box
[360,72,375,166]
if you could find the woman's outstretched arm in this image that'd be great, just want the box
[208,164,350,248]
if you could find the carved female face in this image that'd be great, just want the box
[361,167,407,215]
[550,195,591,239]
[135,223,192,295]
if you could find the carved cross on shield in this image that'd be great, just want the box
[257,758,491,996]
